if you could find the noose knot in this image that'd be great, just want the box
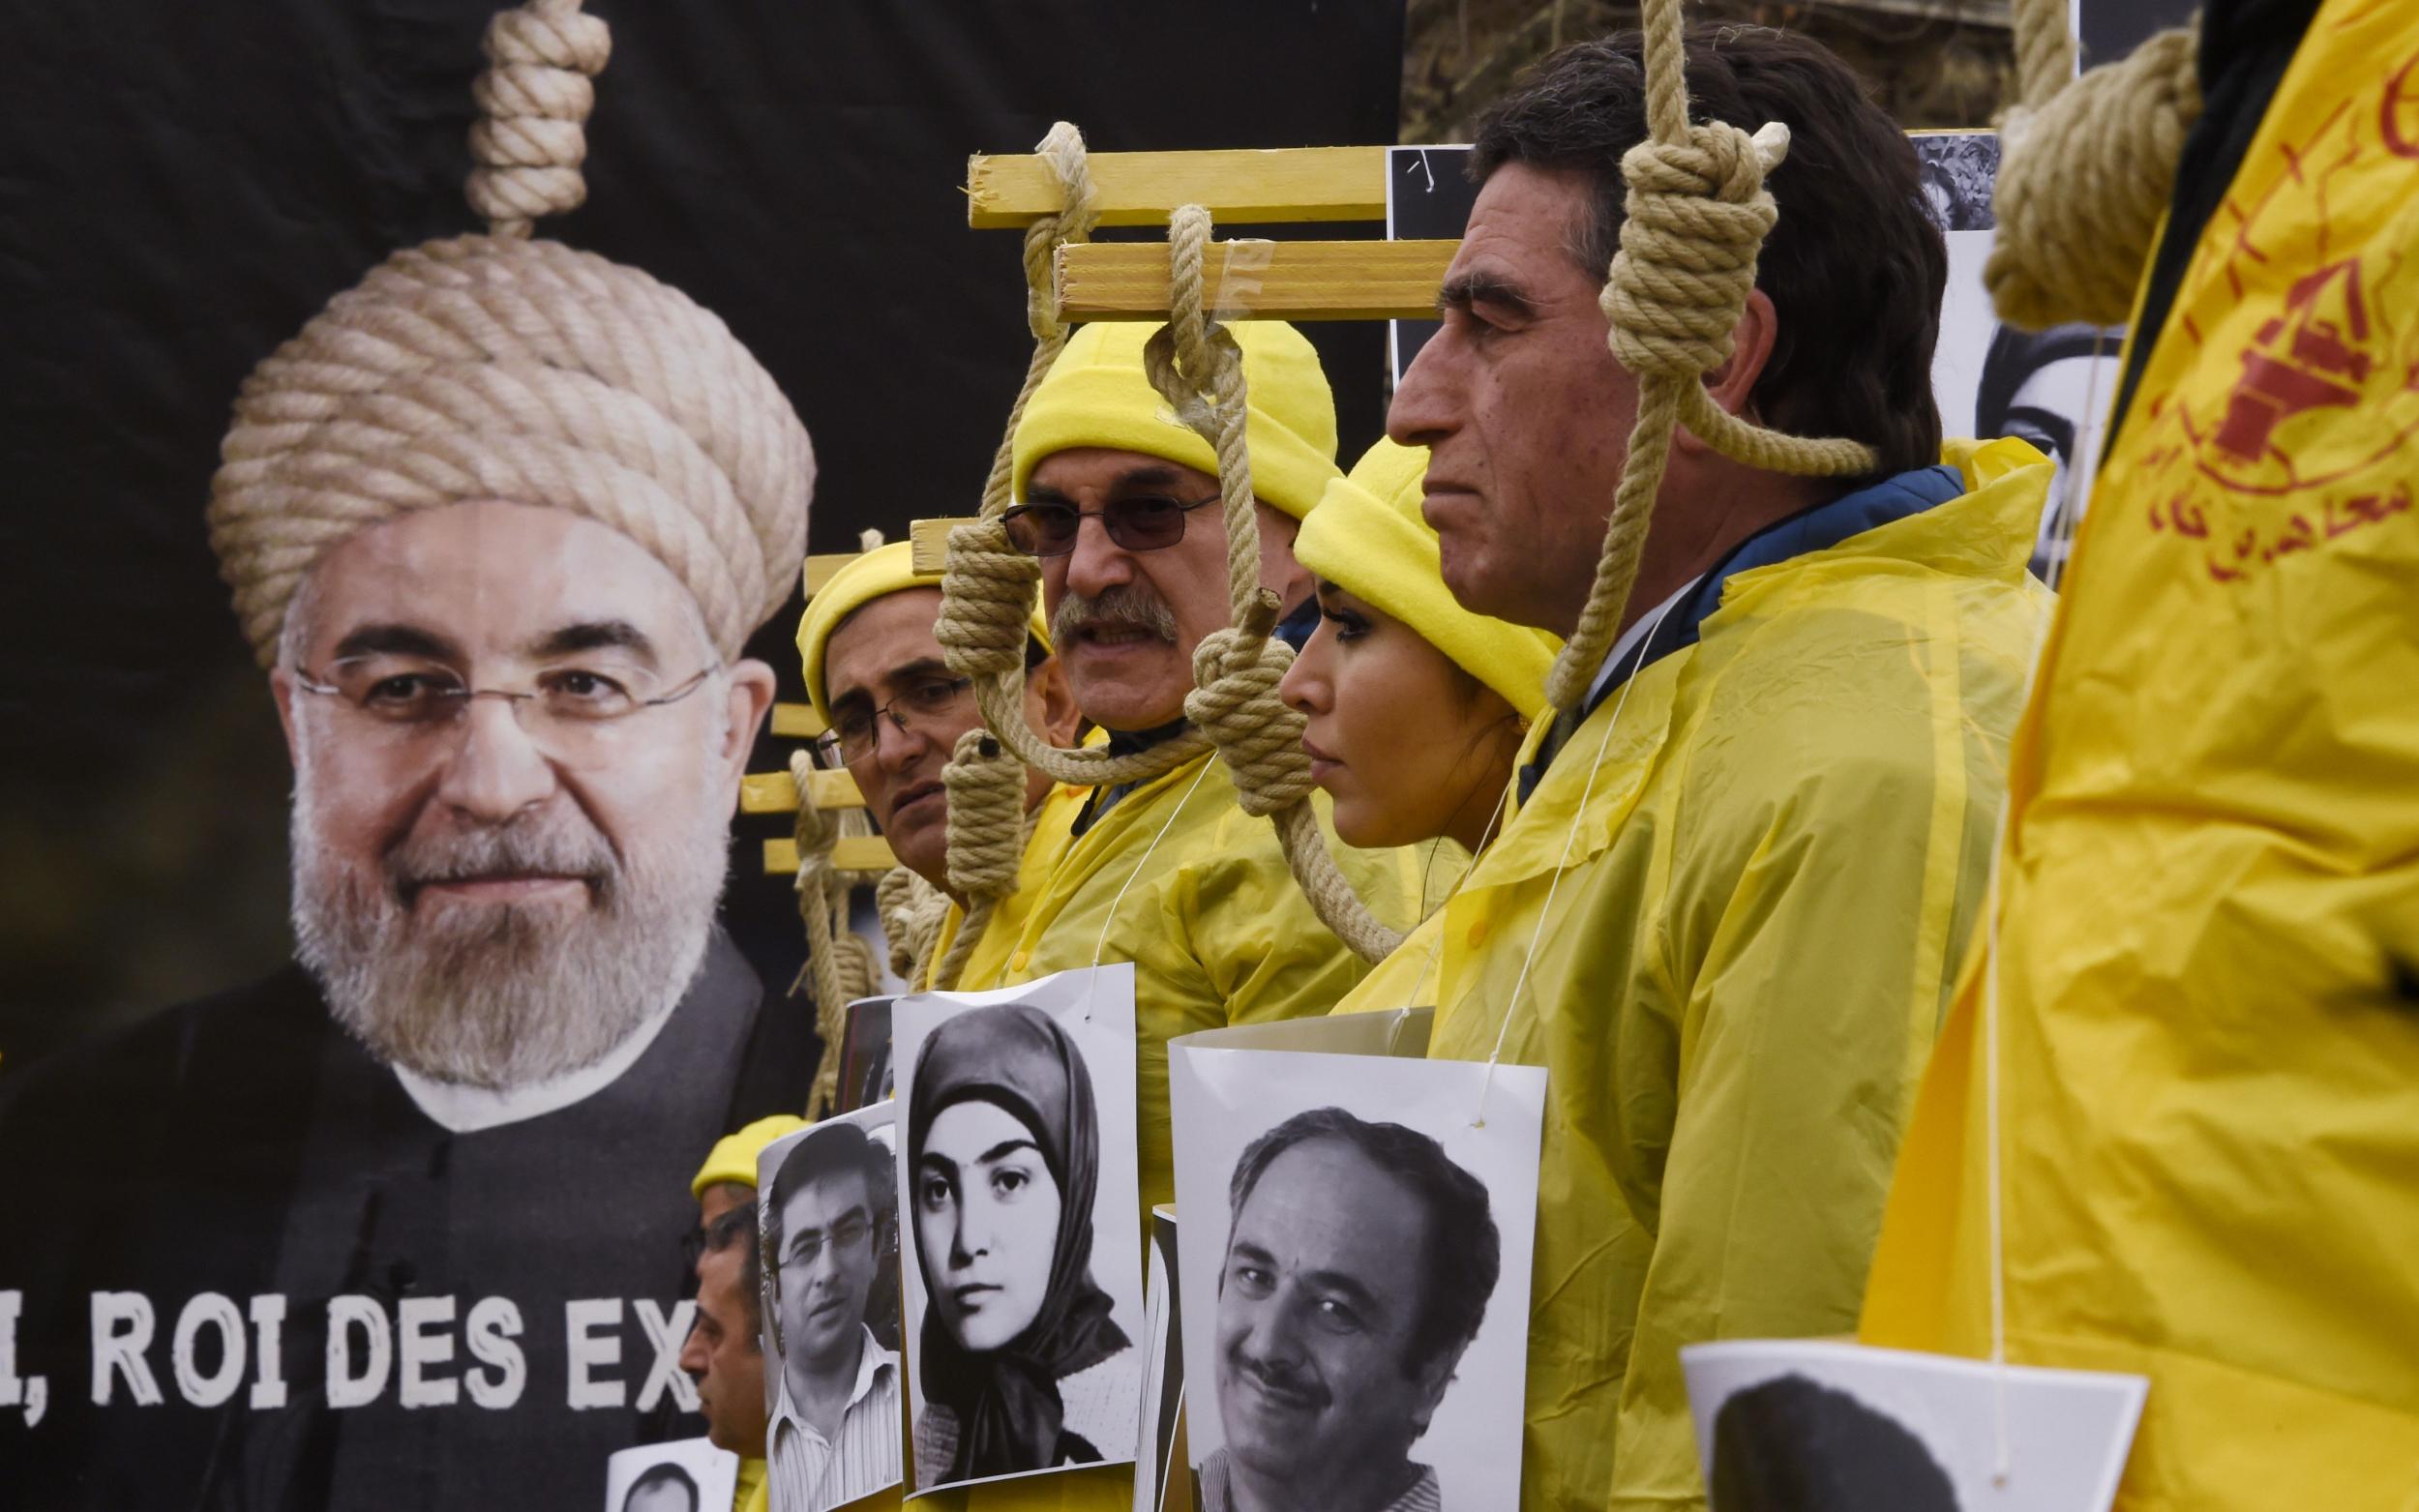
[942,729,1027,902]
[936,517,1042,680]
[1185,618,1315,818]
[465,0,612,238]
[1599,121,1786,382]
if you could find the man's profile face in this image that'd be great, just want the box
[1388,162,1643,637]
[271,501,771,1091]
[678,1240,766,1457]
[774,1164,879,1372]
[1032,449,1301,732]
[1215,1138,1454,1499]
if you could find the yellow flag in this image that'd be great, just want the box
[1861,5,2419,1509]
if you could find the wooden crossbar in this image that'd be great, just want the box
[803,553,861,597]
[770,702,827,739]
[968,146,1389,228]
[739,767,865,815]
[1055,240,1456,322]
[764,835,896,875]
[909,517,979,576]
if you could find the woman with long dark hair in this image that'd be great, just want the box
[907,1002,1135,1486]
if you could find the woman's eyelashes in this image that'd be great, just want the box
[1320,603,1373,642]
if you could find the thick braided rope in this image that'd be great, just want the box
[466,0,610,239]
[208,0,811,667]
[791,753,878,1117]
[936,126,1216,791]
[1545,0,1878,713]
[1142,205,1405,965]
[874,866,937,982]
[922,728,1026,989]
[1989,0,2200,330]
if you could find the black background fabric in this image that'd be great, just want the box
[0,0,1403,1065]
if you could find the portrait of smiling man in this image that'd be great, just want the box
[1200,1107,1501,1512]
[0,169,822,1502]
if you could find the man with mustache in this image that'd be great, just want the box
[937,322,1430,1512]
[0,6,819,1501]
[1201,1108,1499,1512]
[794,542,1083,967]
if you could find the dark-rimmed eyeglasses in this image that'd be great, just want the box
[998,494,1219,557]
[815,674,974,765]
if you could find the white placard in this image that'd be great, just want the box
[1683,1339,2146,1512]
[1172,1037,1545,1512]
[895,964,1147,1497]
[605,1437,738,1512]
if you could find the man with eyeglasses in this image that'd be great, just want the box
[0,175,821,1502]
[761,1119,904,1512]
[795,541,1083,930]
[939,323,1430,1495]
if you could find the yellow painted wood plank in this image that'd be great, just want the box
[738,768,865,815]
[968,146,1389,228]
[770,703,826,739]
[804,553,864,597]
[910,516,979,576]
[1055,239,1457,322]
[762,835,897,875]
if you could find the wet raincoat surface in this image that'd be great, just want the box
[1401,439,2052,1509]
[918,749,1434,1510]
[1860,4,2419,1507]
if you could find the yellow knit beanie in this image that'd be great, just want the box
[690,1114,810,1198]
[1010,320,1341,519]
[1294,439,1562,719]
[795,541,1050,722]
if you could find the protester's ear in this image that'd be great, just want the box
[1027,655,1086,748]
[1675,287,1781,459]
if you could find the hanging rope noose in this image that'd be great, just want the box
[932,125,1401,965]
[791,751,877,1117]
[1140,207,1406,964]
[1546,0,1881,714]
[1987,0,2201,331]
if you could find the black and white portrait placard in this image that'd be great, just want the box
[1682,1340,2147,1512]
[605,1437,736,1512]
[894,964,1148,1497]
[756,1104,907,1512]
[1170,1043,1546,1512]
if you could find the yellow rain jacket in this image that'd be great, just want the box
[920,749,1433,1511]
[1406,439,2052,1509]
[1860,5,2419,1507]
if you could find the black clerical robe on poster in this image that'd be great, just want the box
[0,931,813,1511]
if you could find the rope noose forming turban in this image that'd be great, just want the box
[206,0,813,667]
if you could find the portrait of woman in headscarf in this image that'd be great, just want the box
[907,1000,1140,1487]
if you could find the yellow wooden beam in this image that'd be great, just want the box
[739,768,865,815]
[1055,239,1457,322]
[803,553,862,598]
[762,835,897,875]
[770,703,826,739]
[910,517,979,576]
[968,146,1388,229]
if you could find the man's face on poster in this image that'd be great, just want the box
[1215,1137,1456,1497]
[775,1163,880,1371]
[272,499,771,1091]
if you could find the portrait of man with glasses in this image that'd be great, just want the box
[758,1112,905,1512]
[0,197,821,1500]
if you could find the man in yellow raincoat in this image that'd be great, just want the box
[1383,29,2053,1509]
[937,319,1432,1508]
[1860,3,2419,1507]
[793,540,1080,971]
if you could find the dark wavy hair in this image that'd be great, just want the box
[1228,1107,1500,1375]
[1471,27,1946,480]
